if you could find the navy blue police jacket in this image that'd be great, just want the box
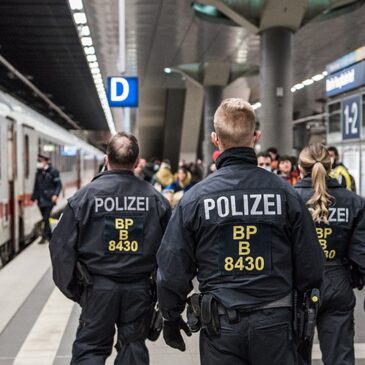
[50,169,171,302]
[157,147,325,320]
[32,165,62,207]
[294,177,365,272]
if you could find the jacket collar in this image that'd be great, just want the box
[295,176,342,188]
[92,169,134,182]
[215,147,257,170]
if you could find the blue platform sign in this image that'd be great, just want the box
[342,95,361,140]
[326,60,365,97]
[107,77,138,107]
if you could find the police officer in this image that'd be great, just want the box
[295,143,365,365]
[50,132,171,365]
[31,154,62,243]
[157,98,325,365]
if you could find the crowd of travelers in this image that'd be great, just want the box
[134,145,356,208]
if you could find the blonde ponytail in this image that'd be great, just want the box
[298,144,333,224]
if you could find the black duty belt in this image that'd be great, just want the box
[217,293,292,317]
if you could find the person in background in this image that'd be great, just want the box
[152,160,174,192]
[328,146,356,192]
[31,154,62,244]
[162,166,193,207]
[267,147,279,173]
[134,158,146,180]
[295,143,365,365]
[257,152,272,171]
[207,150,221,175]
[189,159,205,185]
[278,155,300,186]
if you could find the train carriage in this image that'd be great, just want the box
[0,90,104,267]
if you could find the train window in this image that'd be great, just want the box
[328,102,341,133]
[24,134,30,179]
[362,94,365,128]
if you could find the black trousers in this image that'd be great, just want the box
[71,276,154,365]
[200,307,297,365]
[39,205,53,240]
[316,266,355,365]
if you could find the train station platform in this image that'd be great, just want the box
[0,240,364,365]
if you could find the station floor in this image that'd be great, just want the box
[0,240,365,365]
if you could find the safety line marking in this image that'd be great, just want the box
[13,288,74,365]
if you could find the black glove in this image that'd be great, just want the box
[163,317,192,351]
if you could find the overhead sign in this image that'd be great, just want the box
[107,77,138,107]
[342,94,361,140]
[326,45,365,74]
[326,60,365,97]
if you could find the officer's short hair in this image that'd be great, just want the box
[213,98,256,148]
[106,132,139,168]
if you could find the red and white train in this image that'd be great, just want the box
[0,90,104,267]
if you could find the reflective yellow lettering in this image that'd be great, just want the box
[125,218,134,229]
[119,230,128,240]
[224,257,234,271]
[246,226,257,240]
[234,257,244,270]
[108,240,116,251]
[316,228,323,238]
[115,218,124,229]
[324,227,332,238]
[238,241,251,255]
[233,226,244,240]
[245,256,255,271]
[319,239,327,250]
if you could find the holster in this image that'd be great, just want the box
[76,261,93,287]
[294,289,320,342]
[147,303,163,341]
[146,272,162,341]
[187,293,202,332]
[200,294,220,337]
[349,265,364,290]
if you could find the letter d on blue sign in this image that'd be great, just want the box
[107,77,138,107]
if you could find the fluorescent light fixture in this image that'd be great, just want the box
[89,62,99,69]
[73,12,87,24]
[84,46,95,55]
[87,54,97,62]
[252,102,262,110]
[81,36,93,46]
[91,68,101,74]
[80,25,90,36]
[291,87,296,93]
[69,0,83,10]
[302,79,314,86]
[294,83,305,90]
[164,67,172,74]
[312,74,325,81]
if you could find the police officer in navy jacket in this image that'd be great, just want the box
[50,132,171,365]
[157,98,325,365]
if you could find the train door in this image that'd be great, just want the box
[21,125,38,241]
[76,149,81,189]
[7,118,18,254]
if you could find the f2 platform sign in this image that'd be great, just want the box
[107,77,138,107]
[342,95,361,140]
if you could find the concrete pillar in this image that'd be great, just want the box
[179,78,204,163]
[203,86,223,168]
[260,27,294,155]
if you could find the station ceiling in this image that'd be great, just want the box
[1,0,365,153]
[0,0,109,133]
